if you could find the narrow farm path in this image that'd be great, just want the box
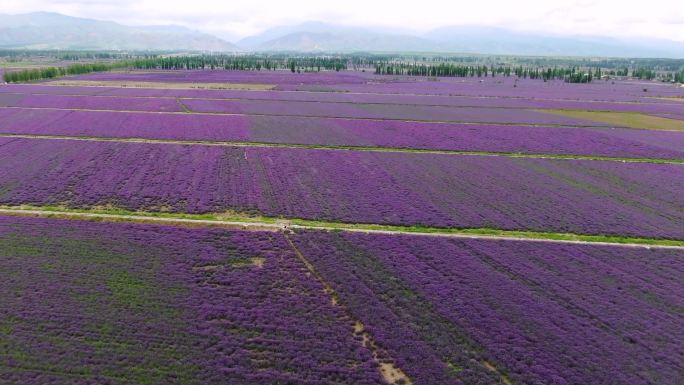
[1,207,683,250]
[284,235,414,385]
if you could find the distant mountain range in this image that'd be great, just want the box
[243,23,684,58]
[0,12,237,51]
[236,22,436,52]
[1,12,683,58]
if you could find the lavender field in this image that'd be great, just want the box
[2,108,684,159]
[0,92,615,125]
[2,217,682,384]
[1,68,683,385]
[292,231,684,385]
[0,217,384,385]
[4,82,684,113]
[1,138,683,238]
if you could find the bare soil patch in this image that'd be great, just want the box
[540,109,684,131]
[46,79,276,91]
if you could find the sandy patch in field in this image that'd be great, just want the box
[45,80,275,91]
[482,361,513,385]
[540,109,684,131]
[194,257,265,271]
[353,320,412,385]
[650,97,684,102]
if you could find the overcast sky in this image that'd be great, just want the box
[3,0,684,42]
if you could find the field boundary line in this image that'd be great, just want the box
[284,234,414,385]
[0,207,282,231]
[1,206,683,249]
[2,133,681,164]
[175,97,192,113]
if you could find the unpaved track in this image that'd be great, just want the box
[284,234,414,385]
[0,208,282,231]
[1,208,682,250]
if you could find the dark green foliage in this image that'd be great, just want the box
[374,62,596,82]
[632,67,657,80]
[3,49,682,84]
[3,62,127,83]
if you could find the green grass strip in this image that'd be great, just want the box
[539,109,684,131]
[1,204,683,249]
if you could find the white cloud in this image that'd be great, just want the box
[2,0,684,42]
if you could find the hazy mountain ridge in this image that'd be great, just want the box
[1,12,683,57]
[237,22,440,52]
[246,22,684,57]
[0,12,237,51]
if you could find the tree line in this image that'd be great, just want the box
[374,63,599,83]
[3,52,684,85]
[3,55,350,83]
[127,55,347,72]
[3,62,127,83]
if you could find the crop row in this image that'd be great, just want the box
[291,231,684,385]
[0,93,616,126]
[0,93,182,112]
[70,69,373,86]
[68,70,684,101]
[1,108,682,159]
[179,98,608,125]
[2,84,684,114]
[1,138,682,239]
[278,74,684,101]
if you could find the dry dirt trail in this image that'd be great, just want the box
[1,207,682,250]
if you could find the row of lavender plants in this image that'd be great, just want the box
[0,216,385,385]
[278,74,684,100]
[0,93,182,112]
[66,70,684,101]
[0,138,682,239]
[1,108,682,159]
[291,231,684,385]
[2,83,684,114]
[69,69,373,86]
[0,93,613,126]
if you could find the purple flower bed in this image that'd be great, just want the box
[0,108,252,142]
[287,75,684,101]
[0,215,383,384]
[0,138,682,239]
[0,91,610,125]
[291,231,684,385]
[0,93,182,112]
[65,70,684,101]
[3,83,684,115]
[68,69,374,86]
[1,107,683,159]
[181,98,609,125]
[0,84,117,96]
